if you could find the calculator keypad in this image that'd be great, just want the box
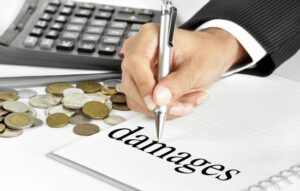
[23,0,157,57]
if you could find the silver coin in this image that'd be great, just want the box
[63,88,84,97]
[2,101,29,113]
[69,113,91,125]
[62,93,93,109]
[101,79,121,88]
[31,118,43,128]
[4,112,35,130]
[45,104,75,117]
[0,108,9,117]
[29,94,61,109]
[27,107,37,118]
[115,83,123,93]
[85,93,107,103]
[0,128,23,138]
[103,115,126,126]
[105,100,113,111]
[0,117,4,122]
[17,89,37,98]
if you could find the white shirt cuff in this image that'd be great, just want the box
[197,19,267,76]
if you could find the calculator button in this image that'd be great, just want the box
[30,28,43,37]
[90,19,107,27]
[110,21,127,29]
[51,22,63,31]
[86,26,104,34]
[65,24,84,32]
[24,36,38,48]
[127,31,137,38]
[77,42,96,53]
[40,38,54,50]
[56,40,75,51]
[35,20,48,29]
[61,32,80,41]
[70,17,88,25]
[75,9,92,17]
[138,9,154,16]
[60,7,73,15]
[45,5,57,14]
[64,1,76,8]
[56,15,68,23]
[102,36,121,44]
[82,34,100,43]
[40,13,52,22]
[49,0,61,6]
[94,11,112,20]
[107,29,124,37]
[130,24,142,31]
[79,3,95,10]
[99,5,115,12]
[98,44,116,55]
[118,7,135,14]
[46,30,59,39]
[115,13,151,23]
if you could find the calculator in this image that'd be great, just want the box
[0,0,160,71]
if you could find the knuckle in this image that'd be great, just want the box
[140,23,159,33]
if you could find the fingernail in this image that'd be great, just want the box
[144,95,156,110]
[183,104,194,115]
[169,104,185,116]
[155,86,172,105]
[196,93,209,105]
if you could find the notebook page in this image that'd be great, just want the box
[51,74,300,191]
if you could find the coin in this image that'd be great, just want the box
[101,87,117,95]
[115,83,122,93]
[63,88,84,97]
[73,123,100,136]
[0,117,4,122]
[110,93,127,104]
[0,128,23,138]
[112,103,131,111]
[2,101,29,113]
[0,108,9,117]
[105,100,113,111]
[27,107,37,118]
[76,81,102,93]
[86,93,107,103]
[32,118,43,128]
[17,89,37,98]
[104,115,126,126]
[0,123,6,133]
[0,92,19,101]
[29,94,61,109]
[46,83,73,95]
[69,113,91,125]
[46,113,69,128]
[4,112,35,130]
[62,93,93,109]
[102,79,121,88]
[45,104,75,117]
[82,101,109,119]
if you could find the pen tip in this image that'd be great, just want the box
[155,112,167,142]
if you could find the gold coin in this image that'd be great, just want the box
[4,112,34,130]
[0,92,19,101]
[110,93,127,104]
[101,87,117,95]
[82,101,109,119]
[112,103,131,111]
[46,83,72,95]
[76,81,102,93]
[73,123,100,136]
[0,123,6,133]
[46,113,69,128]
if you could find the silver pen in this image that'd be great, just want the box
[155,0,177,141]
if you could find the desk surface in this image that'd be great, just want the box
[0,0,299,190]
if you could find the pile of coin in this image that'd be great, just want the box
[0,80,130,138]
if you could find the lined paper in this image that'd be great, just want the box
[50,74,300,191]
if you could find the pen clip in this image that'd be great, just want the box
[168,6,177,47]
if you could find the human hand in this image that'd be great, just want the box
[120,23,248,118]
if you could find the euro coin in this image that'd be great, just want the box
[63,88,84,97]
[27,107,37,118]
[101,87,117,95]
[0,117,4,122]
[0,128,23,138]
[2,101,29,113]
[62,93,93,109]
[45,104,75,117]
[29,94,61,109]
[110,93,127,104]
[4,112,35,130]
[32,118,43,128]
[86,93,107,103]
[0,123,6,133]
[102,79,121,89]
[104,115,126,126]
[46,113,69,128]
[82,101,109,119]
[73,123,100,136]
[0,92,19,101]
[17,89,37,98]
[105,100,113,111]
[76,81,102,93]
[46,83,72,95]
[112,103,131,111]
[69,113,91,125]
[115,83,122,93]
[0,108,9,117]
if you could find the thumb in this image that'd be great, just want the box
[153,63,200,106]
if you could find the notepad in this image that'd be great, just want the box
[49,74,300,191]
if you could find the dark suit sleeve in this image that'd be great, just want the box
[180,0,300,76]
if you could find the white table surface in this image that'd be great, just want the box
[0,0,299,191]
